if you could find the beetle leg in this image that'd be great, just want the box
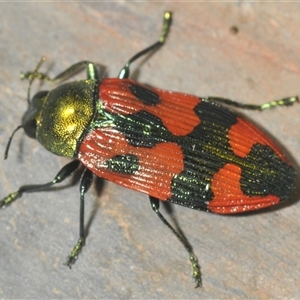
[21,60,99,83]
[0,160,80,208]
[118,11,172,79]
[205,95,299,111]
[65,168,93,268]
[20,58,101,105]
[149,196,201,288]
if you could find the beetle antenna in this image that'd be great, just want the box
[4,125,23,160]
[20,57,47,104]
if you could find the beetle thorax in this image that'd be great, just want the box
[37,80,96,158]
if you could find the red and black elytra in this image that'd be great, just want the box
[1,12,298,287]
[79,77,296,215]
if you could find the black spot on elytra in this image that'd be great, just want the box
[168,101,239,210]
[105,154,139,174]
[114,110,173,148]
[241,144,296,201]
[129,84,160,105]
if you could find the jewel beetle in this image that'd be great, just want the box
[1,12,298,288]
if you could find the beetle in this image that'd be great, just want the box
[1,12,298,287]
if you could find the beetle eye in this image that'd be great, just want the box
[23,119,37,138]
[22,90,48,139]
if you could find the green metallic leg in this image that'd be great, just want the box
[21,59,99,83]
[0,160,80,208]
[20,58,100,104]
[1,160,94,267]
[149,196,201,288]
[65,168,93,267]
[205,95,299,111]
[118,11,172,79]
[20,12,172,89]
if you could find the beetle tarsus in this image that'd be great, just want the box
[65,237,85,268]
[260,95,299,110]
[189,251,202,288]
[0,191,20,208]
